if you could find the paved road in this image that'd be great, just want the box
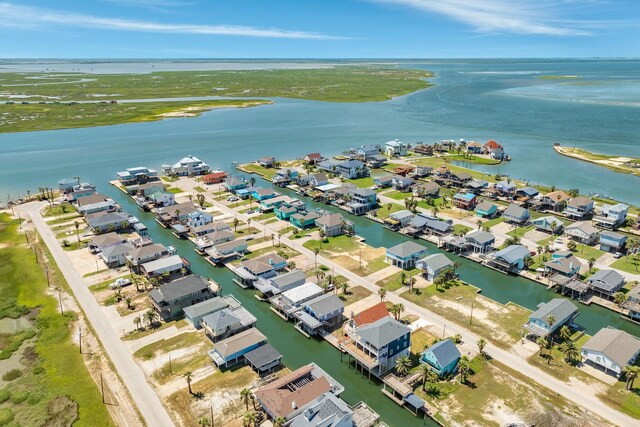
[21,202,175,427]
[206,194,634,427]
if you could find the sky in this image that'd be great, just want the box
[1,0,639,58]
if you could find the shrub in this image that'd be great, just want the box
[1,369,21,381]
[0,389,10,404]
[0,408,14,426]
[10,390,29,404]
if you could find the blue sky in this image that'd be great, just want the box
[1,0,638,58]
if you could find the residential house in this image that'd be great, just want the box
[453,192,477,210]
[156,202,198,225]
[140,254,187,278]
[258,157,276,168]
[116,167,158,186]
[260,195,294,212]
[412,166,432,178]
[100,242,134,267]
[348,188,377,215]
[149,275,216,320]
[622,285,640,321]
[201,305,257,342]
[466,179,488,195]
[565,221,600,245]
[516,187,539,199]
[586,269,626,298]
[254,269,306,296]
[183,294,236,328]
[224,177,246,193]
[89,232,126,254]
[581,328,640,377]
[533,216,564,234]
[475,201,497,219]
[496,180,516,196]
[356,145,380,160]
[291,212,320,229]
[464,230,495,253]
[191,221,231,237]
[367,154,388,168]
[384,139,408,157]
[563,196,595,220]
[544,252,582,278]
[65,183,96,202]
[391,175,414,192]
[310,173,329,188]
[315,213,345,237]
[420,339,461,377]
[466,141,482,154]
[594,203,629,229]
[385,241,428,269]
[502,203,530,225]
[203,171,227,184]
[524,298,578,338]
[193,230,234,253]
[482,140,504,159]
[346,302,390,333]
[86,211,131,234]
[392,164,415,176]
[341,317,411,377]
[244,343,283,374]
[206,239,248,264]
[335,160,367,179]
[208,327,267,368]
[289,393,353,427]
[413,143,434,156]
[270,282,324,319]
[305,152,323,164]
[58,178,77,193]
[384,210,414,231]
[186,210,213,228]
[234,253,288,288]
[439,170,472,188]
[413,181,440,198]
[254,363,344,422]
[317,160,338,175]
[296,294,345,336]
[486,245,530,273]
[275,205,298,221]
[135,182,165,197]
[148,191,175,208]
[416,253,454,281]
[404,215,430,237]
[251,187,276,201]
[423,218,453,236]
[272,168,298,186]
[599,230,627,253]
[538,191,571,212]
[125,243,170,270]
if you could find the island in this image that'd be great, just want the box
[554,145,640,177]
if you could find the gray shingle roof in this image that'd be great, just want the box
[101,242,134,259]
[587,269,626,293]
[202,308,241,331]
[544,254,582,274]
[422,339,461,368]
[305,294,344,318]
[475,201,496,212]
[387,241,427,258]
[271,270,306,291]
[150,275,210,303]
[418,253,453,271]
[503,203,529,219]
[315,213,344,228]
[600,230,626,241]
[356,317,410,348]
[290,392,352,427]
[244,343,282,369]
[183,297,229,319]
[493,245,530,264]
[530,299,578,326]
[582,328,640,368]
[465,230,495,245]
[212,328,266,359]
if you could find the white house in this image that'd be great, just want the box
[162,155,210,176]
[384,139,408,157]
[186,210,213,228]
[581,328,640,377]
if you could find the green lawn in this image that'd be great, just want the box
[445,154,501,165]
[483,216,505,229]
[193,186,206,193]
[345,177,375,188]
[574,244,606,261]
[338,285,372,306]
[45,214,82,226]
[240,164,278,179]
[123,319,188,341]
[598,381,640,419]
[376,270,419,291]
[41,203,74,218]
[133,332,206,360]
[506,224,535,238]
[375,202,407,219]
[303,235,361,254]
[166,187,184,194]
[453,224,472,235]
[0,214,114,426]
[611,256,640,274]
[384,190,414,200]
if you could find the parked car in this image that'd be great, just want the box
[227,196,238,202]
[613,252,623,259]
[109,278,132,289]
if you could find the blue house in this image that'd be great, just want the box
[487,244,531,273]
[296,294,345,336]
[224,177,246,193]
[524,298,578,338]
[386,241,428,270]
[208,327,267,368]
[374,175,393,188]
[599,230,627,253]
[252,187,276,201]
[533,216,564,234]
[291,212,320,229]
[502,203,530,225]
[420,339,461,377]
[275,205,297,220]
[348,188,378,215]
[475,201,497,219]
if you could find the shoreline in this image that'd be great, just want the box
[554,145,640,177]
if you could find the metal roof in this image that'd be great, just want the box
[356,317,410,349]
[530,298,578,326]
[244,343,282,369]
[422,339,461,369]
[582,328,640,368]
[305,294,344,317]
[386,241,427,258]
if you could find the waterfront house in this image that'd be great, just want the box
[270,282,324,319]
[423,218,453,236]
[65,183,96,202]
[162,155,210,176]
[599,230,627,253]
[296,294,345,336]
[259,195,293,212]
[384,210,414,231]
[586,269,626,298]
[412,166,432,178]
[335,160,368,179]
[533,216,564,234]
[244,343,283,374]
[89,232,126,254]
[385,241,428,270]
[224,177,246,192]
[593,203,628,229]
[149,275,216,320]
[258,156,276,168]
[288,392,353,427]
[464,230,495,253]
[346,302,390,334]
[466,179,488,195]
[563,196,595,220]
[206,239,248,264]
[466,141,482,154]
[254,269,306,296]
[148,191,175,208]
[539,191,570,212]
[385,139,408,157]
[475,201,497,219]
[404,215,430,236]
[516,187,539,199]
[544,252,582,278]
[524,298,578,338]
[156,202,198,225]
[414,143,434,156]
[317,160,338,175]
[125,243,170,270]
[453,192,477,210]
[348,188,377,215]
[275,205,297,220]
[441,171,472,188]
[291,211,320,229]
[622,285,640,321]
[482,140,504,159]
[309,173,329,188]
[254,363,344,422]
[502,203,530,225]
[356,145,380,160]
[116,167,158,186]
[135,182,165,197]
[416,253,454,281]
[186,210,213,228]
[202,171,227,184]
[565,221,599,245]
[140,254,187,278]
[315,213,345,237]
[581,328,640,377]
[496,180,516,196]
[305,152,323,164]
[392,164,415,176]
[391,175,414,192]
[235,252,288,287]
[191,221,231,237]
[86,211,131,234]
[100,242,134,268]
[420,339,461,377]
[201,305,257,342]
[272,168,298,186]
[373,175,393,189]
[251,187,276,202]
[367,154,388,168]
[341,317,411,377]
[183,295,236,328]
[132,223,149,239]
[208,327,267,368]
[58,178,77,193]
[413,181,440,198]
[486,245,530,273]
[77,199,118,216]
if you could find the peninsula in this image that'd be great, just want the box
[554,145,640,177]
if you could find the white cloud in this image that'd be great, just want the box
[0,2,344,39]
[372,0,607,35]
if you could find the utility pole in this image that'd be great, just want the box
[169,352,172,374]
[210,405,214,427]
[470,300,474,325]
[79,327,82,354]
[100,372,105,404]
[442,324,447,339]
[45,265,51,288]
[57,288,63,315]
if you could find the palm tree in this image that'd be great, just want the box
[394,303,405,321]
[558,326,572,342]
[196,193,205,208]
[313,248,320,267]
[274,416,287,427]
[588,256,596,272]
[477,338,486,357]
[144,309,158,328]
[184,371,193,394]
[242,411,257,427]
[432,207,439,218]
[614,292,627,306]
[536,337,548,357]
[133,315,142,331]
[537,245,543,262]
[476,219,482,231]
[561,340,580,365]
[74,220,80,243]
[419,364,434,391]
[378,288,387,302]
[458,355,471,383]
[197,417,211,427]
[409,275,416,294]
[240,388,252,411]
[249,177,256,187]
[624,365,639,390]
[341,281,349,295]
[247,218,252,233]
[399,271,406,286]
[395,356,412,377]
[233,217,240,233]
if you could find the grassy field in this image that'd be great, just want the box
[376,270,419,291]
[611,256,640,274]
[344,176,375,188]
[239,164,278,179]
[302,235,361,253]
[574,244,606,260]
[554,146,640,177]
[338,285,372,306]
[133,332,206,360]
[0,214,114,426]
[446,154,501,165]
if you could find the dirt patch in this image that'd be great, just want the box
[45,395,79,427]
